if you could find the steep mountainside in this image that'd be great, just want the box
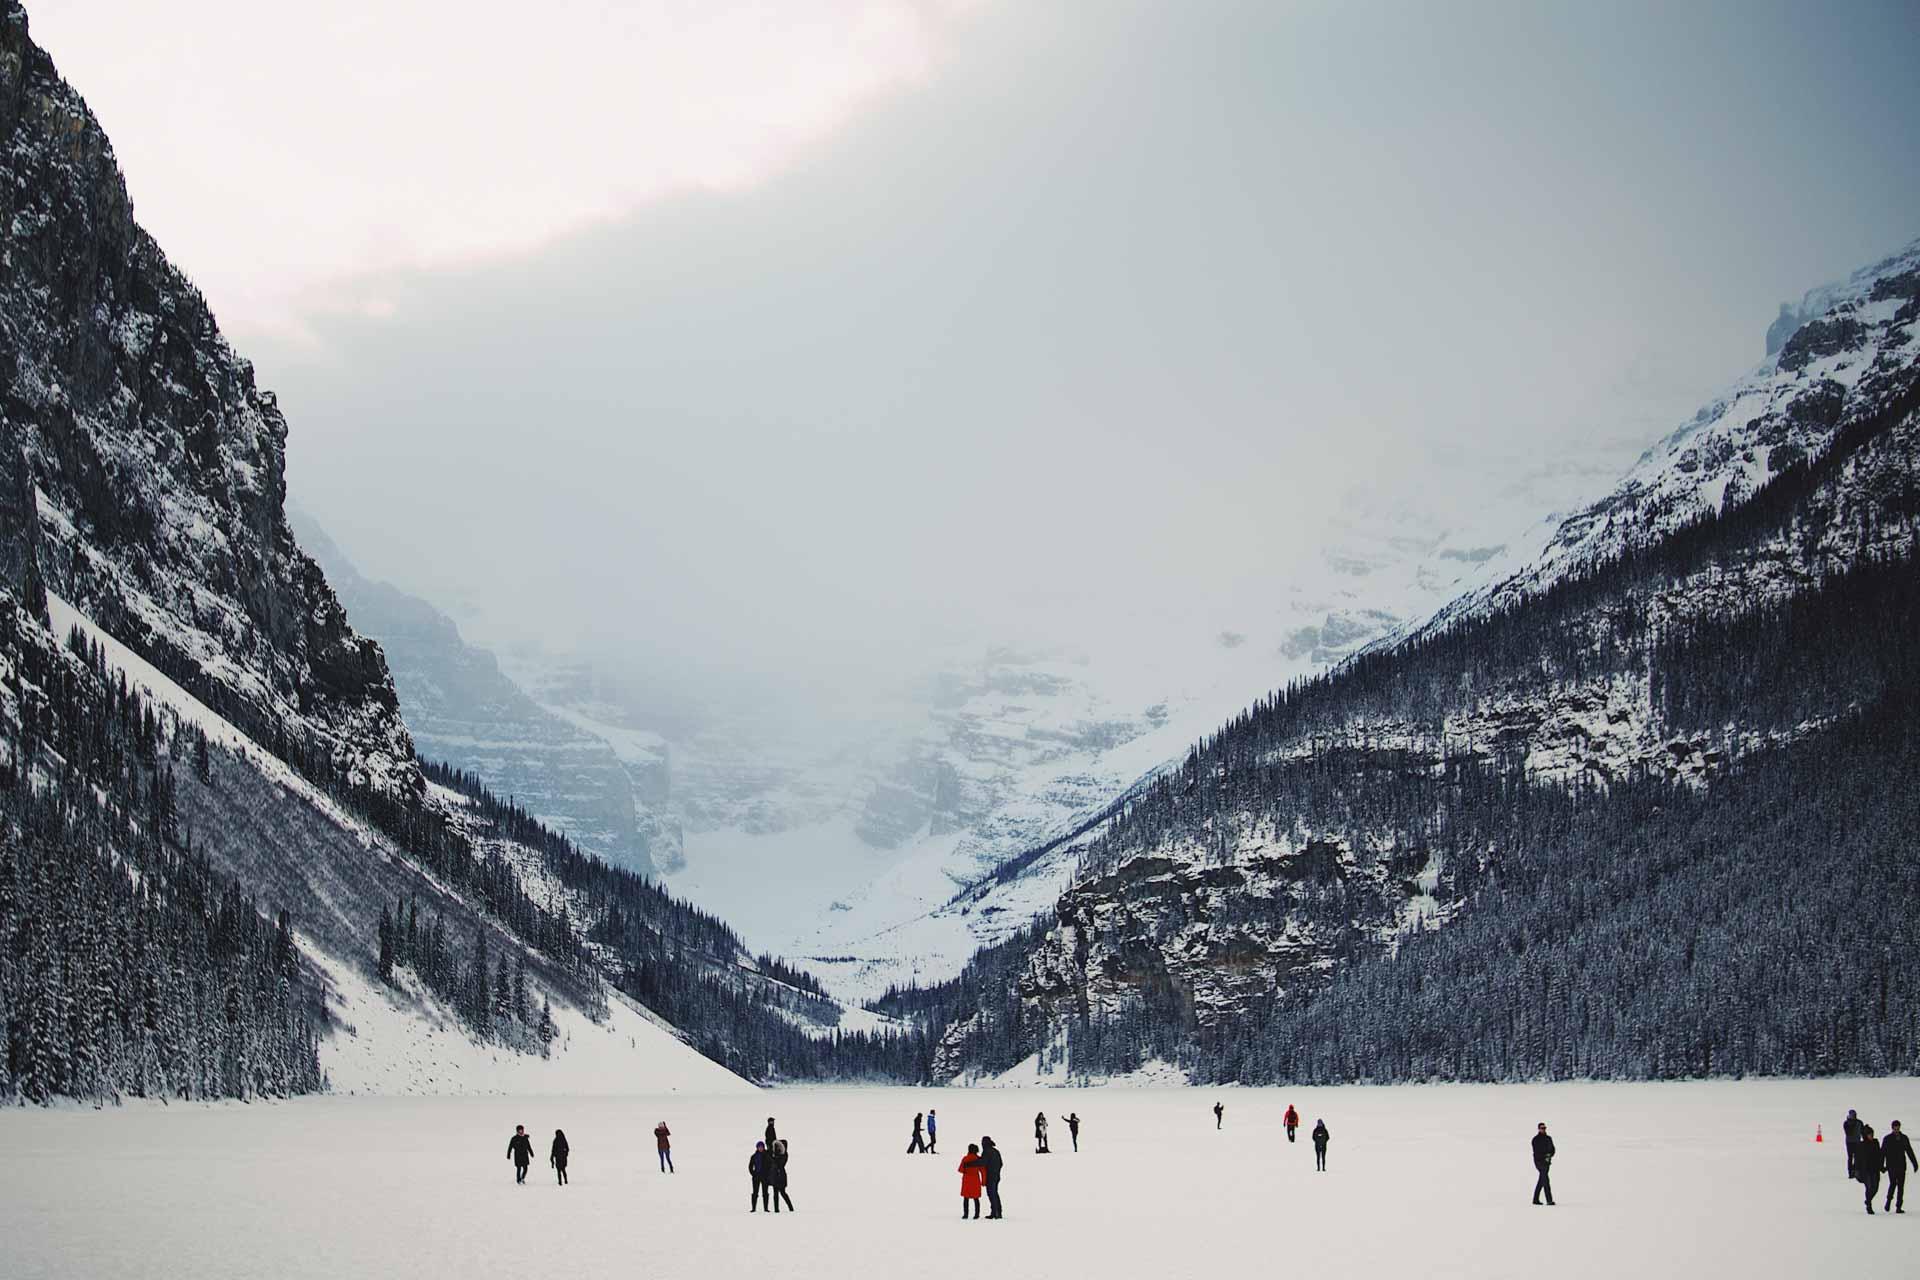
[290,512,658,876]
[906,238,1920,1084]
[0,1,908,1103]
[0,5,413,809]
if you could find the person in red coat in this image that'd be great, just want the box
[654,1121,674,1173]
[1284,1105,1300,1143]
[958,1143,987,1219]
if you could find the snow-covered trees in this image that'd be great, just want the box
[0,609,325,1105]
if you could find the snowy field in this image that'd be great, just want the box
[3,1080,1915,1280]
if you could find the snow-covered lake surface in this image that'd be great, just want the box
[3,1080,1913,1279]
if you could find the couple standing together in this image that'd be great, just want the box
[957,1136,1005,1219]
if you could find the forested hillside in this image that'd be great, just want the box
[914,239,1920,1085]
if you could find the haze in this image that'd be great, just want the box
[33,0,1920,709]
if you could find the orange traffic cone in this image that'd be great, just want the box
[1816,1125,1824,1143]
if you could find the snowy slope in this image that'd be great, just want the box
[1415,236,1920,636]
[315,951,749,1096]
[46,588,751,1096]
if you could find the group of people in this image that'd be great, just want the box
[1843,1109,1916,1215]
[749,1117,794,1213]
[1215,1101,1331,1171]
[506,1120,675,1185]
[502,1104,1580,1215]
[906,1109,938,1154]
[956,1137,1007,1218]
[506,1125,571,1186]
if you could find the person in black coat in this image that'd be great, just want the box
[550,1129,570,1186]
[1311,1120,1330,1172]
[1857,1123,1885,1214]
[766,1118,779,1149]
[1843,1109,1864,1179]
[507,1125,535,1185]
[980,1136,1005,1219]
[1214,1101,1224,1130]
[1883,1120,1917,1213]
[1531,1123,1556,1206]
[908,1111,927,1154]
[749,1141,771,1212]
[1061,1113,1081,1152]
[769,1139,795,1212]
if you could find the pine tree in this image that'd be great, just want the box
[537,997,556,1057]
[376,906,396,984]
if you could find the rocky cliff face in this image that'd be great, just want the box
[0,2,415,799]
[291,513,658,875]
[926,238,1920,1082]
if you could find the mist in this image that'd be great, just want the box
[216,0,1920,715]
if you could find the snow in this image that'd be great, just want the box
[3,1080,1913,1279]
[44,591,372,839]
[313,947,749,1097]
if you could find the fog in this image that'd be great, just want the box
[57,0,1920,713]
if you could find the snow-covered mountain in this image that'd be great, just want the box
[1416,237,1920,637]
[408,456,1633,1002]
[908,235,1920,1084]
[289,511,659,876]
[0,0,901,1105]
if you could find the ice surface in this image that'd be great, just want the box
[3,1080,1912,1279]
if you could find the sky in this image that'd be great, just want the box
[29,0,1920,708]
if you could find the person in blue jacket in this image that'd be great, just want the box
[927,1108,939,1154]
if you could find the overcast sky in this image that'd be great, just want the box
[31,0,1920,702]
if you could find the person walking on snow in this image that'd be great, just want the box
[1858,1123,1885,1214]
[1214,1101,1224,1130]
[959,1143,986,1219]
[981,1136,1004,1218]
[507,1125,535,1185]
[769,1139,794,1212]
[908,1112,928,1154]
[765,1118,779,1150]
[928,1108,939,1154]
[1531,1123,1556,1206]
[749,1141,771,1212]
[654,1121,674,1173]
[1844,1109,1864,1179]
[1061,1113,1081,1151]
[1284,1105,1300,1143]
[1311,1119,1330,1172]
[1882,1120,1916,1213]
[1034,1112,1050,1154]
[550,1129,570,1186]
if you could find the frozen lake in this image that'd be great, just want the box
[3,1079,1914,1279]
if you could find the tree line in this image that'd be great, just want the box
[1,601,324,1104]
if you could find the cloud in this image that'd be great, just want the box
[30,0,989,341]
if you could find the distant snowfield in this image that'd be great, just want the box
[5,1080,1912,1279]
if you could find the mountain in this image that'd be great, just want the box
[422,534,1488,1000]
[391,459,1638,1005]
[901,237,1920,1085]
[288,511,659,876]
[0,0,907,1105]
